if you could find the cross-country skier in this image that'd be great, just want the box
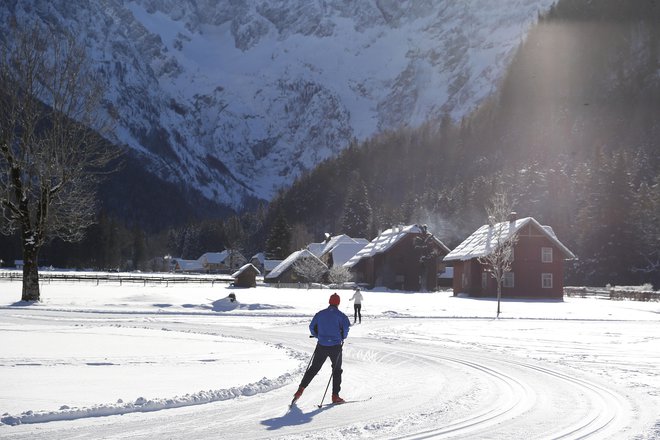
[292,293,350,404]
[349,287,363,324]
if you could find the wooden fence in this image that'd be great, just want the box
[267,282,327,289]
[564,286,660,301]
[0,271,232,287]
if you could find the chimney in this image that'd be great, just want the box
[508,212,518,223]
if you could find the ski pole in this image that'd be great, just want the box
[318,341,343,408]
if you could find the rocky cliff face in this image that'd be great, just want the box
[2,0,554,210]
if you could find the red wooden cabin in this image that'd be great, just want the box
[444,215,576,299]
[344,225,450,291]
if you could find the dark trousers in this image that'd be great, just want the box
[353,304,362,323]
[299,343,343,395]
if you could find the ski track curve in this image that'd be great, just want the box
[387,351,632,439]
[0,314,652,439]
[507,360,631,440]
[388,353,537,440]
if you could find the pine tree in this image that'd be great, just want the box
[132,227,147,271]
[265,209,291,260]
[630,178,660,287]
[600,154,636,282]
[340,174,372,238]
[575,152,636,285]
[181,225,201,259]
[222,216,246,253]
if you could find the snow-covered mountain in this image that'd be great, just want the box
[2,0,555,210]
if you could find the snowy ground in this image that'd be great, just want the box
[1,274,659,439]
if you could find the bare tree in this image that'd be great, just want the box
[292,253,328,287]
[478,191,518,317]
[327,264,352,285]
[0,22,119,301]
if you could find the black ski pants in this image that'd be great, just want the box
[299,343,343,395]
[353,304,362,323]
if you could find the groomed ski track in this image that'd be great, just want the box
[1,313,656,439]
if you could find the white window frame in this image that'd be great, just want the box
[542,247,553,263]
[542,273,553,288]
[503,272,514,288]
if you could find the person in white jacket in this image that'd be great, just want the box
[349,287,363,324]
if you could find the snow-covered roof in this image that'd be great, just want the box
[307,234,369,258]
[173,259,204,271]
[265,249,325,280]
[443,217,576,261]
[250,253,265,264]
[344,225,449,268]
[199,251,229,264]
[263,259,282,271]
[231,263,260,278]
[329,242,369,266]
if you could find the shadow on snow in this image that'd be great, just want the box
[260,404,333,431]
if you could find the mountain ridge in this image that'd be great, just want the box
[2,0,555,209]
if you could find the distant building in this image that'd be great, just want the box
[443,215,576,299]
[171,258,204,273]
[265,249,327,284]
[232,263,260,288]
[344,225,450,291]
[198,251,247,273]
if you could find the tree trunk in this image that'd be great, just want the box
[420,262,428,292]
[21,244,40,302]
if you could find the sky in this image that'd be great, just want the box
[1,273,659,439]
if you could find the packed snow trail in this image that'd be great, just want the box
[2,310,656,439]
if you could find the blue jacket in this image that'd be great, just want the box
[309,305,351,346]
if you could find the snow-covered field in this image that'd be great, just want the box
[1,275,659,439]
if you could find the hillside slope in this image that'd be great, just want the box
[1,0,554,209]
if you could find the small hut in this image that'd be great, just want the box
[231,263,260,288]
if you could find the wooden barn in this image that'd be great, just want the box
[444,215,576,299]
[199,250,247,273]
[344,225,450,291]
[231,263,260,288]
[264,249,328,284]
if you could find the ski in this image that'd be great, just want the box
[318,396,372,408]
